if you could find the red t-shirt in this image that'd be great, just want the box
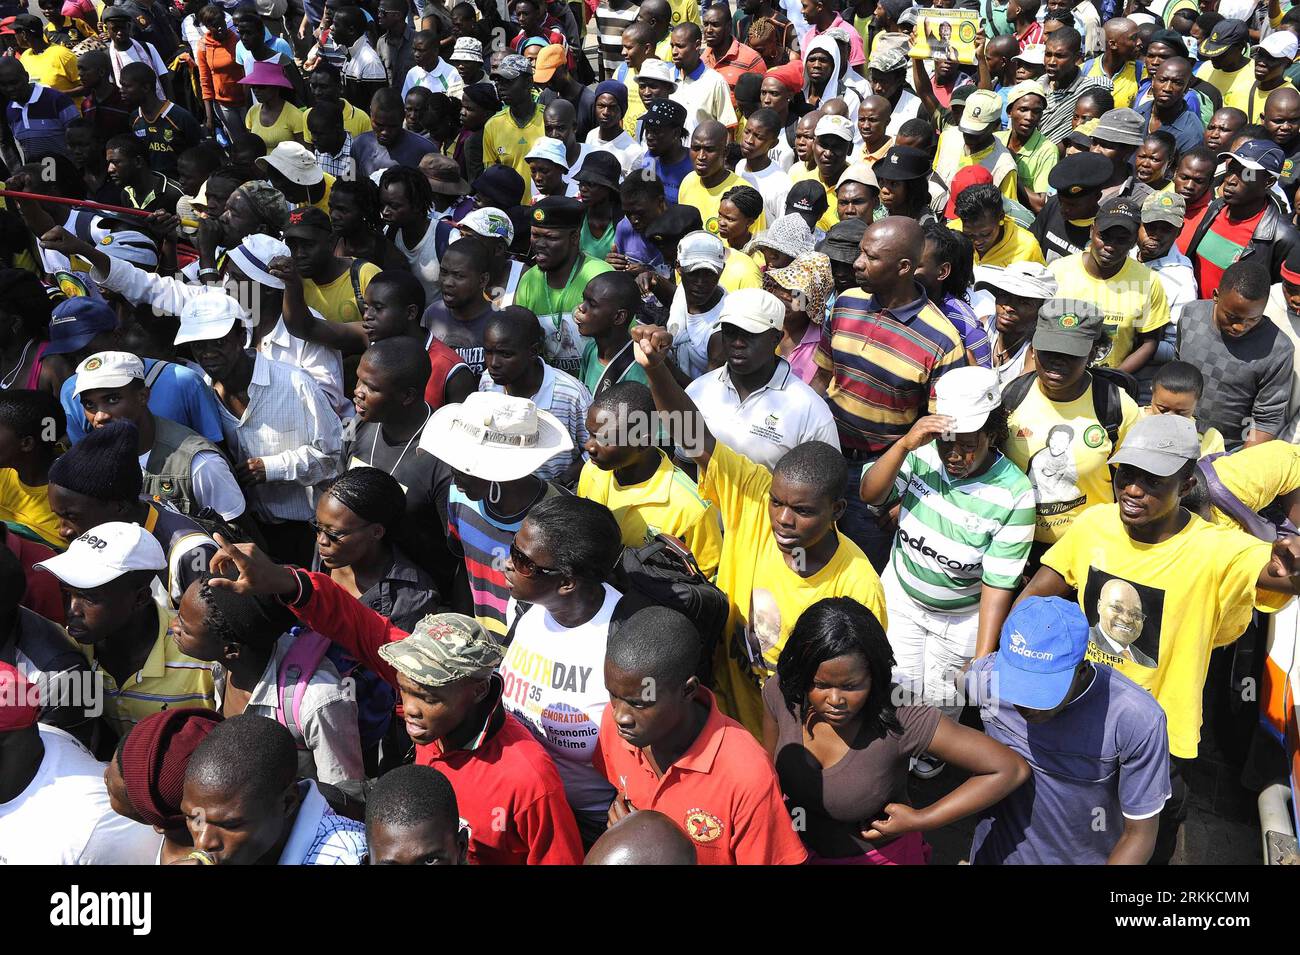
[595,686,809,865]
[293,571,584,865]
[1174,193,1212,257]
[1193,205,1267,298]
[7,532,64,624]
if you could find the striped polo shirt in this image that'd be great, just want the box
[1039,70,1113,145]
[447,483,566,640]
[83,602,215,737]
[814,285,967,455]
[5,82,80,162]
[884,443,1036,612]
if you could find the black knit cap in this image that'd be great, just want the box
[49,419,143,502]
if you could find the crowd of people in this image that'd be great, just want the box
[0,0,1299,868]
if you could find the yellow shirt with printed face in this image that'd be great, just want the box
[1003,377,1141,543]
[577,449,723,580]
[1049,254,1169,369]
[1043,504,1284,758]
[699,441,887,736]
[1200,440,1300,532]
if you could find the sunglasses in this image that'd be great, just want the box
[509,542,562,578]
[310,520,364,545]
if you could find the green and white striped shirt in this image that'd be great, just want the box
[883,443,1035,611]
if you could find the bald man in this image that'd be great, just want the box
[636,0,674,58]
[811,216,967,569]
[1090,578,1156,667]
[584,810,698,864]
[1083,19,1138,109]
[542,99,584,166]
[542,69,596,142]
[857,95,893,163]
[677,119,757,237]
[984,35,1020,89]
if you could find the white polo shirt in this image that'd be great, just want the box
[671,61,737,135]
[685,358,840,471]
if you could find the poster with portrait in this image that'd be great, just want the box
[909,9,980,65]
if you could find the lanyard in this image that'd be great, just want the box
[372,403,431,476]
[542,255,583,333]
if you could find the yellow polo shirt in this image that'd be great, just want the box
[0,470,62,550]
[951,215,1045,268]
[577,449,723,580]
[83,602,216,737]
[719,248,763,292]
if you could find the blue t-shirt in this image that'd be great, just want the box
[62,358,226,445]
[967,656,1172,865]
[638,152,694,204]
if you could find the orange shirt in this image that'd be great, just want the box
[595,687,809,865]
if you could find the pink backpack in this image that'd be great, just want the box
[275,629,332,747]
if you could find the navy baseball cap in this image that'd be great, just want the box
[1221,139,1286,177]
[992,597,1089,710]
[46,298,118,356]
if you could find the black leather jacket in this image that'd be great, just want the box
[1185,198,1300,283]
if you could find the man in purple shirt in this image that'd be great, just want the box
[351,87,436,179]
[967,597,1171,865]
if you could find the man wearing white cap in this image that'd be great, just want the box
[683,287,839,471]
[934,88,1020,205]
[1228,29,1299,122]
[40,228,352,420]
[788,113,855,231]
[177,290,342,566]
[667,231,728,380]
[72,351,245,523]
[36,522,215,737]
[860,366,1035,777]
[972,262,1059,387]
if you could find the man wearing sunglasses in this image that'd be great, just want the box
[206,535,585,865]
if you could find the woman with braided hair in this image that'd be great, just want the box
[329,176,409,273]
[172,574,365,785]
[717,184,766,255]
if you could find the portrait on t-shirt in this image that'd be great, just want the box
[1027,424,1084,514]
[1081,569,1163,669]
[737,588,782,681]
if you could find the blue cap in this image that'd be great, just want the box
[992,597,1089,710]
[1222,139,1286,177]
[46,298,118,356]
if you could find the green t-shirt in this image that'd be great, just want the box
[514,254,614,377]
[580,217,616,262]
[579,336,650,395]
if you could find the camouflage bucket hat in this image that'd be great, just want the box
[377,613,504,687]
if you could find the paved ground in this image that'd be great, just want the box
[912,646,1270,865]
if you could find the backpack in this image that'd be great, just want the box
[504,533,730,684]
[1196,452,1298,542]
[1001,366,1139,447]
[275,626,395,750]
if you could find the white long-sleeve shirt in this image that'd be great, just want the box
[94,256,352,419]
[211,352,342,523]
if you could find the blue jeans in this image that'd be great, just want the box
[839,459,894,573]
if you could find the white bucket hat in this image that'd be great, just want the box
[419,392,573,481]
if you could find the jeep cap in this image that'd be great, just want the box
[36,521,166,591]
[992,597,1089,709]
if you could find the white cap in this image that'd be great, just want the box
[638,58,678,88]
[960,89,1004,133]
[714,287,786,334]
[1257,30,1299,61]
[815,113,854,143]
[451,36,483,62]
[934,366,1002,433]
[225,233,290,291]
[36,522,166,590]
[837,161,879,190]
[257,141,324,186]
[973,262,1059,299]
[457,206,515,243]
[73,351,145,396]
[525,136,570,170]
[174,289,252,346]
[676,230,726,273]
[1013,44,1046,65]
[97,230,159,269]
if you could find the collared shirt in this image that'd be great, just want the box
[1135,99,1204,156]
[401,58,464,100]
[375,26,415,86]
[815,283,968,453]
[352,128,437,179]
[4,83,79,162]
[315,133,356,180]
[1040,69,1113,145]
[82,601,215,737]
[343,35,388,82]
[277,780,367,865]
[701,38,766,94]
[312,547,441,634]
[257,317,351,420]
[1135,246,1197,326]
[996,127,1058,194]
[479,360,591,480]
[209,352,343,523]
[671,60,737,135]
[685,357,840,470]
[596,686,809,865]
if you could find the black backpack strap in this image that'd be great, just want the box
[593,341,639,397]
[348,258,366,317]
[1089,368,1138,446]
[1001,370,1037,414]
[504,600,531,646]
[1196,455,1278,541]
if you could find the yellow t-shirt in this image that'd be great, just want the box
[0,470,63,549]
[621,66,646,138]
[303,258,381,324]
[302,99,372,144]
[1138,407,1224,459]
[1043,504,1282,758]
[1195,61,1252,102]
[788,163,840,231]
[1225,78,1299,124]
[678,170,768,237]
[699,441,888,735]
[667,0,700,26]
[1086,58,1138,109]
[951,215,1046,268]
[20,44,80,93]
[246,101,306,151]
[1003,377,1140,543]
[310,172,336,213]
[1201,440,1300,532]
[482,105,547,182]
[1049,255,1169,369]
[719,248,763,292]
[577,450,723,580]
